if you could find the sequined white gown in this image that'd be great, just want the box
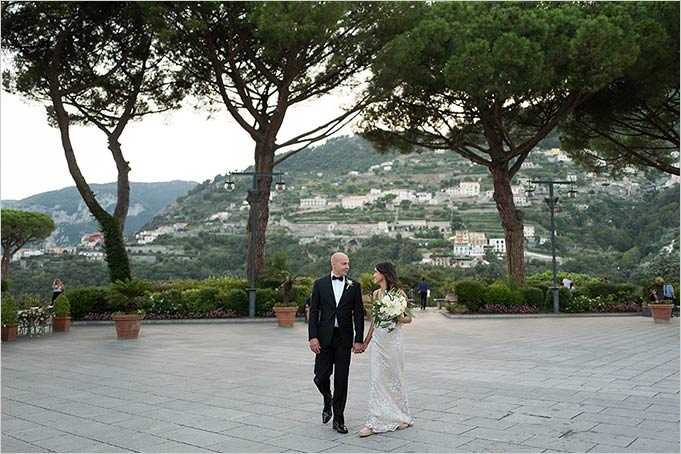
[365,322,413,432]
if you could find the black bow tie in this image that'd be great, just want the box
[332,275,344,281]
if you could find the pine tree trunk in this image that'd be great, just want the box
[1,249,10,280]
[491,165,526,285]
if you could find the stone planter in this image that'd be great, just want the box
[1,324,18,342]
[274,306,297,327]
[649,304,674,323]
[53,317,71,332]
[112,314,144,339]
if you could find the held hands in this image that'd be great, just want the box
[352,342,365,354]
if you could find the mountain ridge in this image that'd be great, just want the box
[2,180,197,244]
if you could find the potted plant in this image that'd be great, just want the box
[1,295,19,341]
[52,294,71,332]
[649,299,674,323]
[273,272,300,327]
[108,279,151,339]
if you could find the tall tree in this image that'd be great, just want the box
[1,2,183,282]
[559,2,680,176]
[1,209,55,279]
[165,1,417,284]
[360,2,654,284]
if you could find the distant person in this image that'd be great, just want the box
[662,283,675,301]
[51,278,65,303]
[562,275,574,291]
[417,278,429,310]
[649,289,660,303]
[662,282,677,318]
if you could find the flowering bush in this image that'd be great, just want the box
[18,306,52,325]
[372,289,412,332]
[478,304,541,314]
[82,308,238,321]
[564,295,641,313]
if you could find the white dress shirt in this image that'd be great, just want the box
[331,274,345,327]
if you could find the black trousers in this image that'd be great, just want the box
[313,328,351,425]
[420,292,427,309]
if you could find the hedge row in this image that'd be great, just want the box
[66,277,312,320]
[449,280,641,314]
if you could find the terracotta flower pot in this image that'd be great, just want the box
[112,314,144,339]
[53,317,71,332]
[273,306,297,327]
[649,304,674,323]
[1,324,18,342]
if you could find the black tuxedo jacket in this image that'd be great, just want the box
[308,275,364,349]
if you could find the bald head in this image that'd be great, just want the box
[331,252,350,277]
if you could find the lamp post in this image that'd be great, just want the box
[527,179,576,314]
[224,171,286,318]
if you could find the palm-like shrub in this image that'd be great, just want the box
[53,294,71,317]
[108,279,151,314]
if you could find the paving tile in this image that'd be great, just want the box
[155,426,232,447]
[1,435,47,453]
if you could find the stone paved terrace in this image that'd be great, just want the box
[1,311,679,453]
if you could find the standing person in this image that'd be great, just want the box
[51,278,65,303]
[417,277,429,310]
[359,262,413,437]
[308,252,365,434]
[562,275,574,291]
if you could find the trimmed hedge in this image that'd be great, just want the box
[455,280,485,312]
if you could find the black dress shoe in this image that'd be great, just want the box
[333,421,348,434]
[322,409,332,424]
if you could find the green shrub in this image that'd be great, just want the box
[455,280,486,312]
[444,303,468,314]
[256,288,277,316]
[149,289,182,315]
[545,286,573,311]
[181,288,202,314]
[15,293,42,310]
[521,287,545,308]
[223,289,248,316]
[66,287,110,319]
[1,277,8,292]
[196,287,221,313]
[291,284,312,306]
[484,284,524,307]
[52,295,71,317]
[1,295,18,326]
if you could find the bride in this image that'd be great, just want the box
[359,261,413,437]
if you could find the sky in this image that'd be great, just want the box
[0,89,354,201]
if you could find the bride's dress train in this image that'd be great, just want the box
[364,323,412,432]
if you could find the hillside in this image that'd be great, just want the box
[2,180,197,244]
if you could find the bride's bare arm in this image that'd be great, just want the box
[398,289,412,324]
[364,320,374,347]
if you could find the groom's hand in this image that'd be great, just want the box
[309,338,321,354]
[352,342,364,354]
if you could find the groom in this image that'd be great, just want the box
[309,252,365,434]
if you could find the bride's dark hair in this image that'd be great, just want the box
[375,262,403,292]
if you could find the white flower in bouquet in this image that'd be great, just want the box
[372,288,411,332]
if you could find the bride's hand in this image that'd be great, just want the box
[397,315,412,324]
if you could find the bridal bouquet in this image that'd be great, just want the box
[372,289,411,332]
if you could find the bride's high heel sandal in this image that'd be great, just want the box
[397,423,410,430]
[359,427,376,437]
